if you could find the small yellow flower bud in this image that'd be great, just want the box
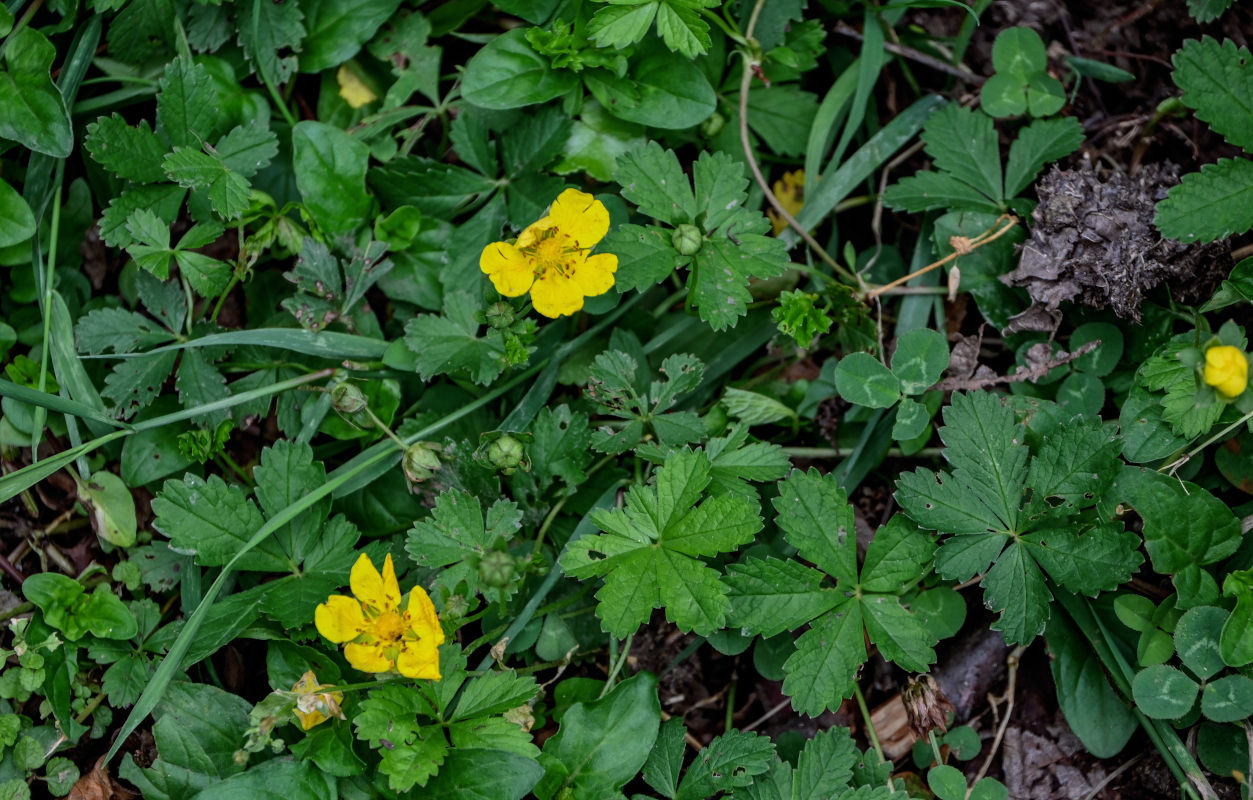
[1203,345,1249,399]
[336,64,377,109]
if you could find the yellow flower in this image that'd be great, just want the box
[767,169,805,236]
[337,64,378,109]
[314,553,444,680]
[290,670,345,730]
[479,189,618,318]
[1204,345,1249,398]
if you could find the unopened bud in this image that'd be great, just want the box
[478,550,516,588]
[485,302,516,330]
[672,224,703,256]
[403,442,442,483]
[330,382,367,415]
[486,435,526,472]
[701,112,726,138]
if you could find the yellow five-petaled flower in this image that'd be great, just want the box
[1203,344,1249,399]
[479,189,618,319]
[314,553,444,680]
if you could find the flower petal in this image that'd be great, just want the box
[407,587,445,645]
[350,553,401,613]
[396,638,442,680]
[314,595,366,643]
[548,189,609,248]
[344,642,393,674]
[515,219,553,251]
[571,252,617,298]
[530,272,585,318]
[480,241,535,297]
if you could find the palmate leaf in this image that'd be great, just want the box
[560,448,761,637]
[898,392,1143,645]
[732,471,938,715]
[921,104,1003,205]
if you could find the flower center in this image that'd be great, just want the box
[526,230,580,278]
[372,611,406,642]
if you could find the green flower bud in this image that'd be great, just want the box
[403,442,442,483]
[485,302,516,330]
[485,434,526,472]
[478,550,516,588]
[701,111,726,138]
[443,594,470,620]
[672,224,703,256]
[330,382,367,415]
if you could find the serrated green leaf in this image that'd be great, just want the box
[1172,37,1253,151]
[1023,524,1142,595]
[84,115,169,183]
[1025,418,1121,512]
[782,603,865,715]
[860,515,933,593]
[675,730,774,800]
[615,141,698,225]
[163,147,251,220]
[722,387,795,426]
[897,467,1008,537]
[1003,117,1084,198]
[175,349,229,428]
[689,235,788,331]
[773,468,857,584]
[653,1,712,59]
[561,449,761,636]
[101,351,178,420]
[922,104,1003,205]
[861,595,936,671]
[693,150,750,233]
[212,122,278,178]
[403,291,508,385]
[601,224,683,293]
[238,0,305,84]
[725,557,838,637]
[526,404,593,490]
[883,170,1001,213]
[151,473,288,572]
[588,3,658,50]
[75,309,176,355]
[1155,157,1253,243]
[100,184,187,250]
[982,540,1051,645]
[938,392,1029,530]
[1187,0,1235,22]
[156,59,219,148]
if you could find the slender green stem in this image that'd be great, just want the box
[853,683,888,775]
[1162,407,1253,475]
[599,634,634,698]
